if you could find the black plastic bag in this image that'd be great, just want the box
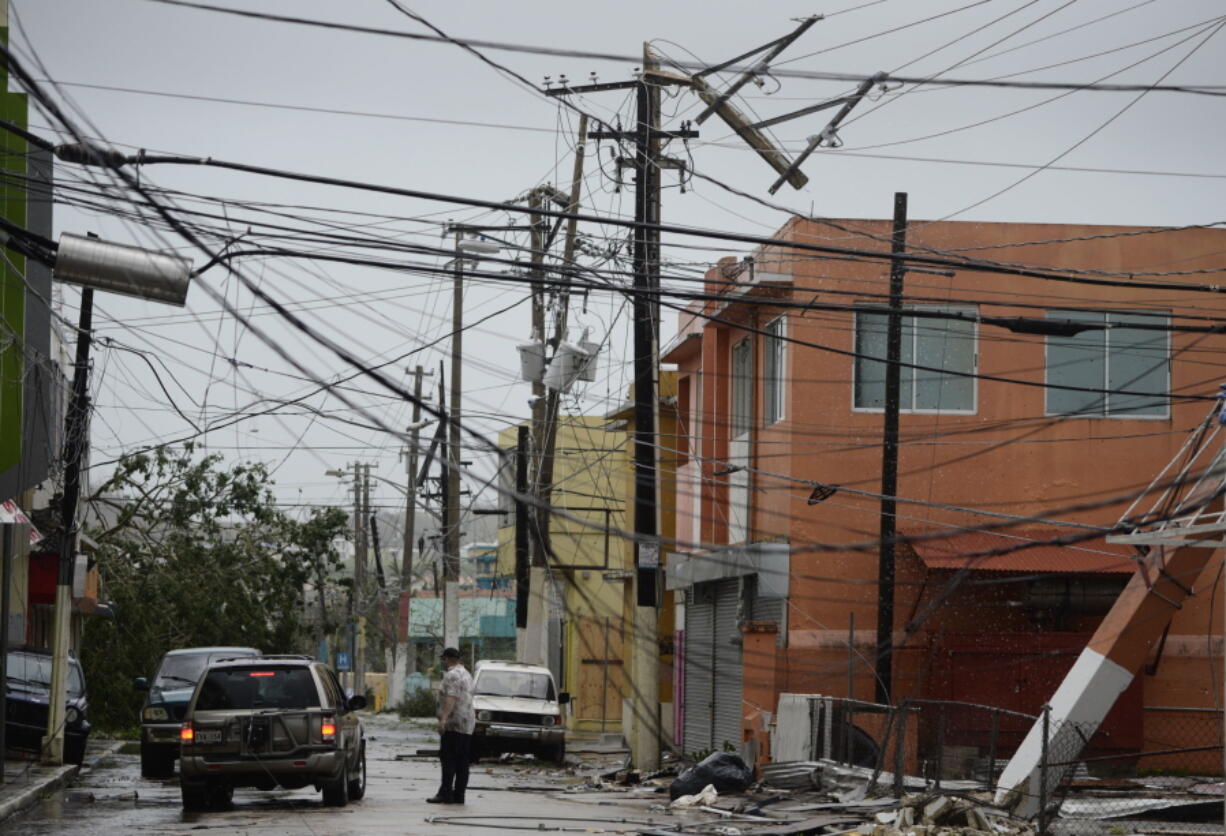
[668,751,753,800]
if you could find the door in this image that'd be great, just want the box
[575,616,624,731]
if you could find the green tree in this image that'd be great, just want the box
[81,445,349,731]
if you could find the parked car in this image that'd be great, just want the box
[178,655,366,810]
[134,646,260,778]
[4,646,90,765]
[471,660,568,762]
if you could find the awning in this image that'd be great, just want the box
[907,528,1137,575]
[0,499,46,546]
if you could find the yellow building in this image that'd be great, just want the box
[496,372,679,740]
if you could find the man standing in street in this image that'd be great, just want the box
[427,647,475,804]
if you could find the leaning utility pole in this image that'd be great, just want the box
[875,192,908,705]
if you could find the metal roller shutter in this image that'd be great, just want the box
[684,585,715,754]
[712,578,743,750]
[751,595,784,624]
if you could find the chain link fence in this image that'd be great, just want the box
[774,695,1223,834]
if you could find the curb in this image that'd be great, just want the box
[0,740,126,826]
[0,763,80,826]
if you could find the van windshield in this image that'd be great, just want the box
[473,670,555,701]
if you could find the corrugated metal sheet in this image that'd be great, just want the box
[907,528,1135,574]
[713,578,743,750]
[684,586,715,754]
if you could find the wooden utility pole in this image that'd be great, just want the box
[875,192,908,706]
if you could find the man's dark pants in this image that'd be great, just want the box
[438,730,472,802]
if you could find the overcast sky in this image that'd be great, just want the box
[13,0,1226,518]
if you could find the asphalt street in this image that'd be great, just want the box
[3,715,679,835]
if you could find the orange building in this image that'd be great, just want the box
[663,217,1226,771]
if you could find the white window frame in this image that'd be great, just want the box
[763,315,786,426]
[851,306,979,415]
[1043,310,1171,420]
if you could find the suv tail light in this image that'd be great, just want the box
[320,715,336,743]
[180,723,194,744]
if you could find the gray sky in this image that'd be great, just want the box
[14,0,1226,517]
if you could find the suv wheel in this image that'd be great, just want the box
[347,742,366,801]
[141,742,174,778]
[322,759,350,807]
[181,782,208,811]
[543,741,565,763]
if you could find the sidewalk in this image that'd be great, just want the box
[0,739,124,825]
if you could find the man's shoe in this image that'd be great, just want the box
[426,793,452,804]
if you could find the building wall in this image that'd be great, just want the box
[669,218,1226,762]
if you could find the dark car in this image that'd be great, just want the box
[4,646,90,765]
[178,655,366,810]
[135,646,260,778]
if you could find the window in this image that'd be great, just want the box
[195,668,321,711]
[1045,310,1169,417]
[854,307,976,412]
[763,317,786,425]
[731,339,753,435]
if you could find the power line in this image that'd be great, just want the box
[144,0,1226,97]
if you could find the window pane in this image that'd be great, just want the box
[1046,310,1106,415]
[854,312,887,409]
[764,318,784,424]
[1108,312,1168,416]
[731,339,752,435]
[914,317,974,410]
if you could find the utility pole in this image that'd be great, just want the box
[43,287,93,765]
[394,365,426,689]
[875,192,908,706]
[545,46,696,774]
[521,189,550,667]
[445,255,462,653]
[356,462,370,692]
[515,425,530,641]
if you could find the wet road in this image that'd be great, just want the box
[5,715,675,835]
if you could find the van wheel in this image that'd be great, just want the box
[322,760,350,807]
[347,743,366,801]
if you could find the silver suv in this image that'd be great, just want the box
[178,656,366,810]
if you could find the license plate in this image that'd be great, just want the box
[195,729,222,744]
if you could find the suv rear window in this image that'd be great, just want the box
[473,670,556,700]
[196,668,320,710]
